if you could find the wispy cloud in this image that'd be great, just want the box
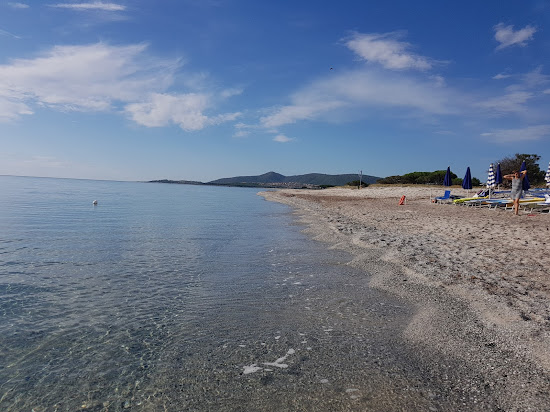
[49,2,126,11]
[476,91,534,114]
[481,125,550,142]
[233,130,249,138]
[494,23,536,50]
[520,66,549,89]
[261,100,345,128]
[7,2,29,9]
[261,68,458,128]
[273,134,293,143]
[23,155,66,168]
[345,32,433,71]
[0,27,21,39]
[0,43,240,131]
[0,43,173,112]
[232,122,253,138]
[478,67,549,116]
[259,31,459,129]
[0,97,33,122]
[493,73,511,80]
[220,88,243,98]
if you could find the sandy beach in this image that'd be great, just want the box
[260,185,550,410]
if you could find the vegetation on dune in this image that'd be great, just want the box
[378,170,481,186]
[378,153,546,187]
[495,153,546,185]
[346,180,369,188]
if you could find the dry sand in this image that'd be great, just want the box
[260,185,550,410]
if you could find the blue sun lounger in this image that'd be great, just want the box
[435,190,452,204]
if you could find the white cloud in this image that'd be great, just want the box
[261,100,345,128]
[8,2,29,9]
[125,93,209,130]
[494,23,536,50]
[261,68,458,128]
[476,91,533,114]
[481,125,550,142]
[125,93,240,131]
[212,112,241,123]
[49,2,126,11]
[544,89,550,95]
[493,73,511,80]
[0,43,177,116]
[345,32,433,71]
[0,97,33,121]
[0,42,240,130]
[273,134,293,143]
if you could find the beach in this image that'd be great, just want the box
[260,185,550,410]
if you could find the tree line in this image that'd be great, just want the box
[377,153,546,186]
[378,170,482,186]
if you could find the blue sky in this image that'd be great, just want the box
[1,0,549,182]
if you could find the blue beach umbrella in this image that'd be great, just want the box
[462,167,472,190]
[443,166,452,186]
[495,163,503,186]
[545,161,550,187]
[520,161,530,191]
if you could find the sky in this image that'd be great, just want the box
[1,0,550,182]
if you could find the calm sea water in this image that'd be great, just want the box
[0,176,473,411]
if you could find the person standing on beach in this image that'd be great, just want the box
[503,170,527,215]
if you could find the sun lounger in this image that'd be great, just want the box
[525,195,550,213]
[453,195,488,205]
[526,203,550,213]
[435,190,452,204]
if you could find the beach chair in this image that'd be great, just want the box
[435,190,451,204]
[525,195,550,213]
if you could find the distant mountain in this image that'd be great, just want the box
[149,179,203,185]
[207,172,380,186]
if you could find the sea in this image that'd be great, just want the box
[0,175,466,411]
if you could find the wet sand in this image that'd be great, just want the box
[259,185,550,411]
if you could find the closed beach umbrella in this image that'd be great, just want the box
[545,161,550,187]
[495,163,503,186]
[443,166,452,186]
[486,164,495,189]
[462,167,472,190]
[520,160,530,191]
[487,164,495,198]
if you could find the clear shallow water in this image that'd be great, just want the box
[0,176,479,411]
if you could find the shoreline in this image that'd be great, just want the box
[259,186,550,410]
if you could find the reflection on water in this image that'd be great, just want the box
[0,176,470,411]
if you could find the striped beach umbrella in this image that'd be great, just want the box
[486,164,496,189]
[486,164,496,198]
[545,161,550,187]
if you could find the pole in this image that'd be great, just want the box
[358,170,362,189]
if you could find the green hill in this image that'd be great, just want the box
[208,171,380,186]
